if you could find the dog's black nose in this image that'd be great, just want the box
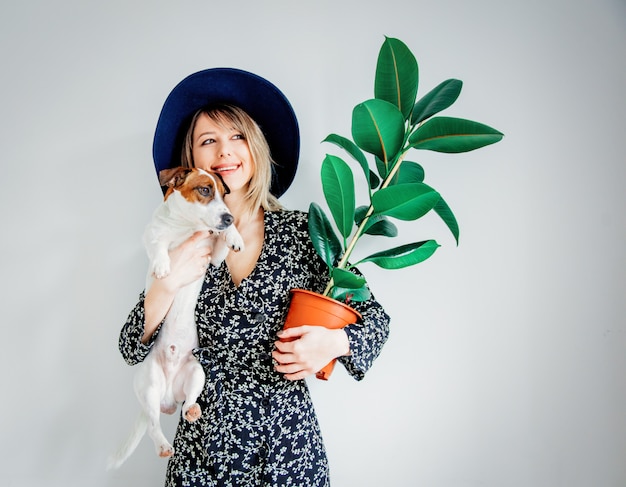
[221,213,234,227]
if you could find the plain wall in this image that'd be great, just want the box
[1,0,624,486]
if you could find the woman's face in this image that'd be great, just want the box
[191,112,254,195]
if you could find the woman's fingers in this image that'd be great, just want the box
[166,231,213,286]
[272,327,349,381]
[276,326,308,341]
[272,350,313,380]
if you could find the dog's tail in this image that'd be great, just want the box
[106,411,148,470]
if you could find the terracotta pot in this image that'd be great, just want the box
[283,288,361,380]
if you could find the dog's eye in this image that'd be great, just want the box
[196,186,212,197]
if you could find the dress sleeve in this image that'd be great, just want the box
[337,285,390,381]
[118,292,162,366]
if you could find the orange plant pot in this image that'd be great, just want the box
[283,288,361,380]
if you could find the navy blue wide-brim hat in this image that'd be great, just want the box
[152,68,300,197]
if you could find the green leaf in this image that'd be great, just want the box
[375,36,419,120]
[331,284,371,303]
[321,155,355,239]
[434,196,460,245]
[411,79,463,124]
[355,206,399,237]
[357,240,440,269]
[372,183,440,221]
[352,99,405,162]
[375,155,388,180]
[390,161,425,185]
[409,116,504,153]
[354,205,370,225]
[329,265,371,303]
[364,217,399,237]
[323,133,379,190]
[308,202,342,268]
[332,267,366,289]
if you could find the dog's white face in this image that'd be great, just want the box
[160,167,234,232]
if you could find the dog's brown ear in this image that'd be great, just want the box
[159,167,190,188]
[212,172,231,195]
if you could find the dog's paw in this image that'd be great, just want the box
[157,443,174,458]
[226,232,245,253]
[184,403,202,422]
[151,259,171,279]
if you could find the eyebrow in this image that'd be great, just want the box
[195,131,215,138]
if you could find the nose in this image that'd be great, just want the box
[221,213,234,227]
[219,143,231,158]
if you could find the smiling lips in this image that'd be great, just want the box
[212,163,240,173]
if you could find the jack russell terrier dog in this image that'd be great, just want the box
[108,166,244,469]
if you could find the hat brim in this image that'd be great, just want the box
[152,68,299,198]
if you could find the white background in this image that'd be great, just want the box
[1,1,624,486]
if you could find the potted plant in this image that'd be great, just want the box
[284,36,504,379]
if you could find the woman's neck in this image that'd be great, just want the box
[223,198,265,286]
[224,193,262,228]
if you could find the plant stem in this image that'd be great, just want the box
[322,150,409,297]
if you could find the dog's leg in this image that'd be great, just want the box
[144,388,175,458]
[175,358,206,422]
[208,226,244,266]
[134,360,175,458]
[209,239,229,266]
[149,242,172,279]
[223,226,245,253]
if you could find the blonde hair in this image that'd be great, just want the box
[181,104,283,216]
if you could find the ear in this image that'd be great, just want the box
[159,167,190,187]
[212,172,231,195]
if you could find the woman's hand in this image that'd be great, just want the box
[158,230,213,291]
[142,231,212,343]
[272,326,350,381]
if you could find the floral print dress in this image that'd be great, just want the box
[119,210,390,487]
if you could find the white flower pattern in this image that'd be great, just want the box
[119,210,390,486]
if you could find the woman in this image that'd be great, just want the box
[119,68,390,486]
